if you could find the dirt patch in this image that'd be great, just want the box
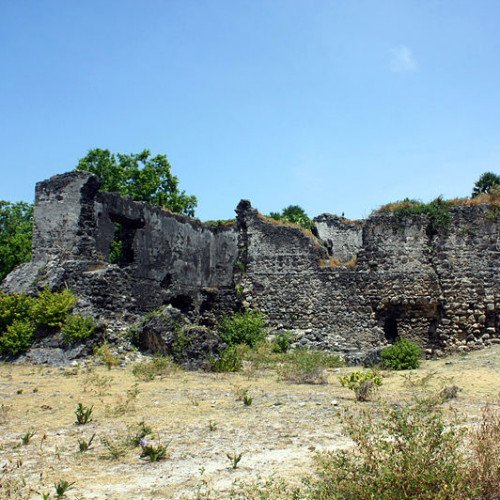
[0,346,499,499]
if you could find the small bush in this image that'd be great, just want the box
[308,397,472,499]
[0,292,35,331]
[94,343,120,370]
[219,310,266,348]
[61,314,96,345]
[0,319,35,356]
[132,356,178,381]
[211,345,243,372]
[381,338,422,370]
[31,288,77,328]
[377,196,452,232]
[278,349,342,385]
[339,370,382,401]
[272,331,293,353]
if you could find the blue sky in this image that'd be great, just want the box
[1,1,499,221]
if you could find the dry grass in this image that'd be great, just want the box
[0,347,498,498]
[376,193,500,214]
[319,256,357,268]
[255,213,324,249]
[448,193,500,207]
[375,199,420,214]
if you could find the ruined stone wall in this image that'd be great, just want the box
[235,201,499,358]
[2,172,239,322]
[313,214,363,262]
[2,171,498,358]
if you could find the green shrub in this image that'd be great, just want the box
[272,331,293,353]
[61,314,96,345]
[0,319,35,356]
[339,370,382,401]
[381,338,422,370]
[218,310,266,348]
[211,345,243,372]
[31,288,77,328]
[378,196,452,232]
[0,292,35,331]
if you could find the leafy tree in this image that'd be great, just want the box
[0,201,33,282]
[472,172,500,197]
[268,204,313,230]
[76,148,197,216]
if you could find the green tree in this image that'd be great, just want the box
[76,149,197,216]
[0,201,33,282]
[268,204,313,230]
[472,171,500,197]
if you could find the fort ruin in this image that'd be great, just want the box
[2,171,499,361]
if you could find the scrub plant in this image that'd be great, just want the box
[78,433,96,452]
[75,403,93,425]
[139,438,169,462]
[339,370,382,401]
[227,451,243,469]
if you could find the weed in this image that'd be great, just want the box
[243,394,253,406]
[227,451,243,469]
[468,403,500,498]
[75,403,93,425]
[94,343,120,370]
[339,370,382,401]
[272,331,293,353]
[139,438,169,462]
[100,436,127,460]
[307,397,471,499]
[132,356,178,381]
[81,369,113,396]
[278,349,342,384]
[439,385,462,402]
[77,433,95,452]
[0,403,11,424]
[21,430,35,445]
[127,420,153,447]
[210,345,243,372]
[208,420,218,432]
[381,338,422,370]
[54,480,75,499]
[107,382,140,416]
[401,370,437,389]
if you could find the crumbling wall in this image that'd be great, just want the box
[235,201,499,358]
[2,172,239,321]
[2,171,498,359]
[313,214,363,262]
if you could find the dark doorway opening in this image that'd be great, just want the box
[170,294,194,313]
[383,316,399,343]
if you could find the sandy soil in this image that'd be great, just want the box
[0,346,498,499]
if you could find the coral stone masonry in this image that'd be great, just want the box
[2,171,499,360]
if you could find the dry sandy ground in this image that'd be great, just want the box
[0,346,499,499]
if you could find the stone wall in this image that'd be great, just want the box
[2,172,239,323]
[2,171,498,358]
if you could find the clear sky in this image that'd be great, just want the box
[1,1,499,221]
